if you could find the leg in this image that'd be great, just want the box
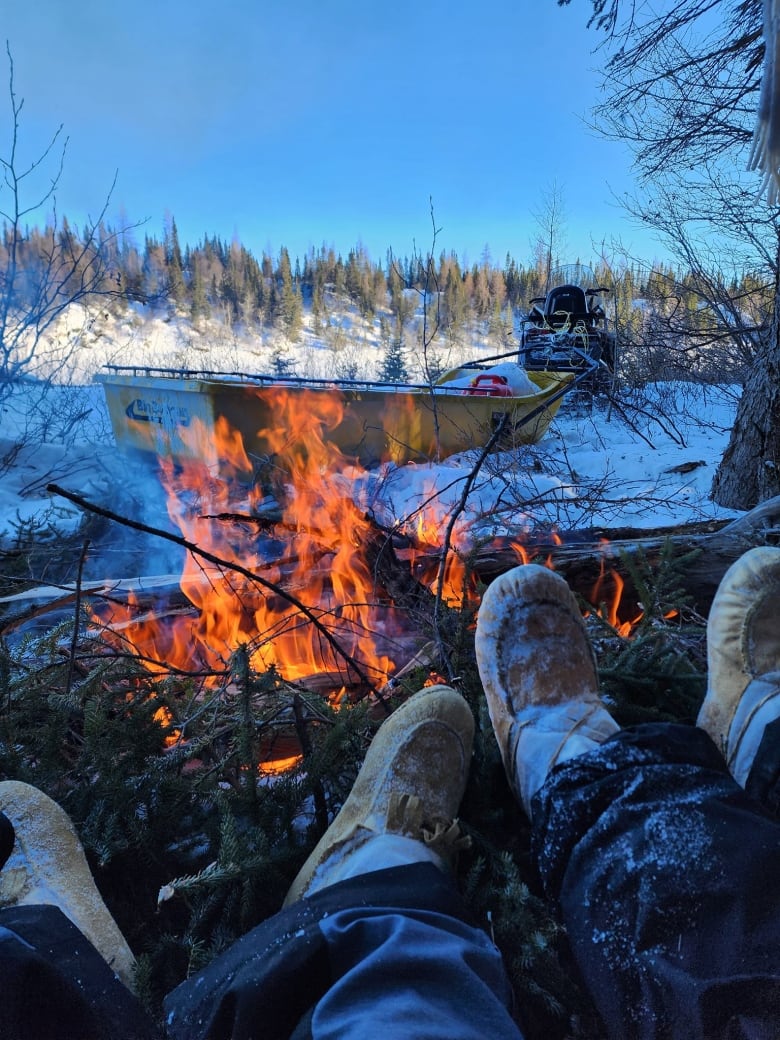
[533,723,780,1040]
[475,559,780,1040]
[0,790,156,1040]
[165,686,523,1040]
[312,895,516,1040]
[166,862,519,1040]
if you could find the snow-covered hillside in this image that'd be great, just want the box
[10,295,504,389]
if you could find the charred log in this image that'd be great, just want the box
[470,495,780,615]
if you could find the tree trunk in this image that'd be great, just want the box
[711,241,780,509]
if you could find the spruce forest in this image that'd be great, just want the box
[2,215,770,390]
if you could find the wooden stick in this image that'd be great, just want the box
[47,482,387,705]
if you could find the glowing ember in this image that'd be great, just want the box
[259,754,303,775]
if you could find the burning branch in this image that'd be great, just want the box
[431,414,510,679]
[47,482,391,710]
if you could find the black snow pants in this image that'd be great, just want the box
[533,721,780,1039]
[4,721,780,1039]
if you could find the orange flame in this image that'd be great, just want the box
[509,537,560,570]
[152,704,181,748]
[587,558,644,637]
[400,485,473,607]
[97,389,410,693]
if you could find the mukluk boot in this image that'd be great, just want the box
[475,564,619,816]
[283,685,474,906]
[0,780,136,990]
[697,546,780,785]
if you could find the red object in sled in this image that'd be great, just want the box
[464,374,513,397]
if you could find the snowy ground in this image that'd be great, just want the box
[0,303,743,594]
[0,374,741,567]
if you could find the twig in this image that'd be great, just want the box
[64,538,90,697]
[607,392,686,448]
[47,483,388,706]
[431,415,509,678]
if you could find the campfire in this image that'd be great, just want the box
[95,389,408,693]
[89,386,647,765]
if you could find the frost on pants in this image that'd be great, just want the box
[531,722,780,1040]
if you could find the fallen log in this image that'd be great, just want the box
[469,495,780,616]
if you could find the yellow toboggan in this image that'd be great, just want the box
[95,359,575,473]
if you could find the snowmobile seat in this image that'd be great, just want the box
[544,284,591,328]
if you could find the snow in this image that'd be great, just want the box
[0,305,743,590]
[350,380,740,544]
[1,382,136,539]
[441,362,541,395]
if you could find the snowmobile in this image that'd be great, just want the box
[520,264,616,389]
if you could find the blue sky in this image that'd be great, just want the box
[3,1,665,269]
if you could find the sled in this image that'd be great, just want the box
[95,361,577,472]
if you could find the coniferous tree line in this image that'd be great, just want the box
[1,214,773,386]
